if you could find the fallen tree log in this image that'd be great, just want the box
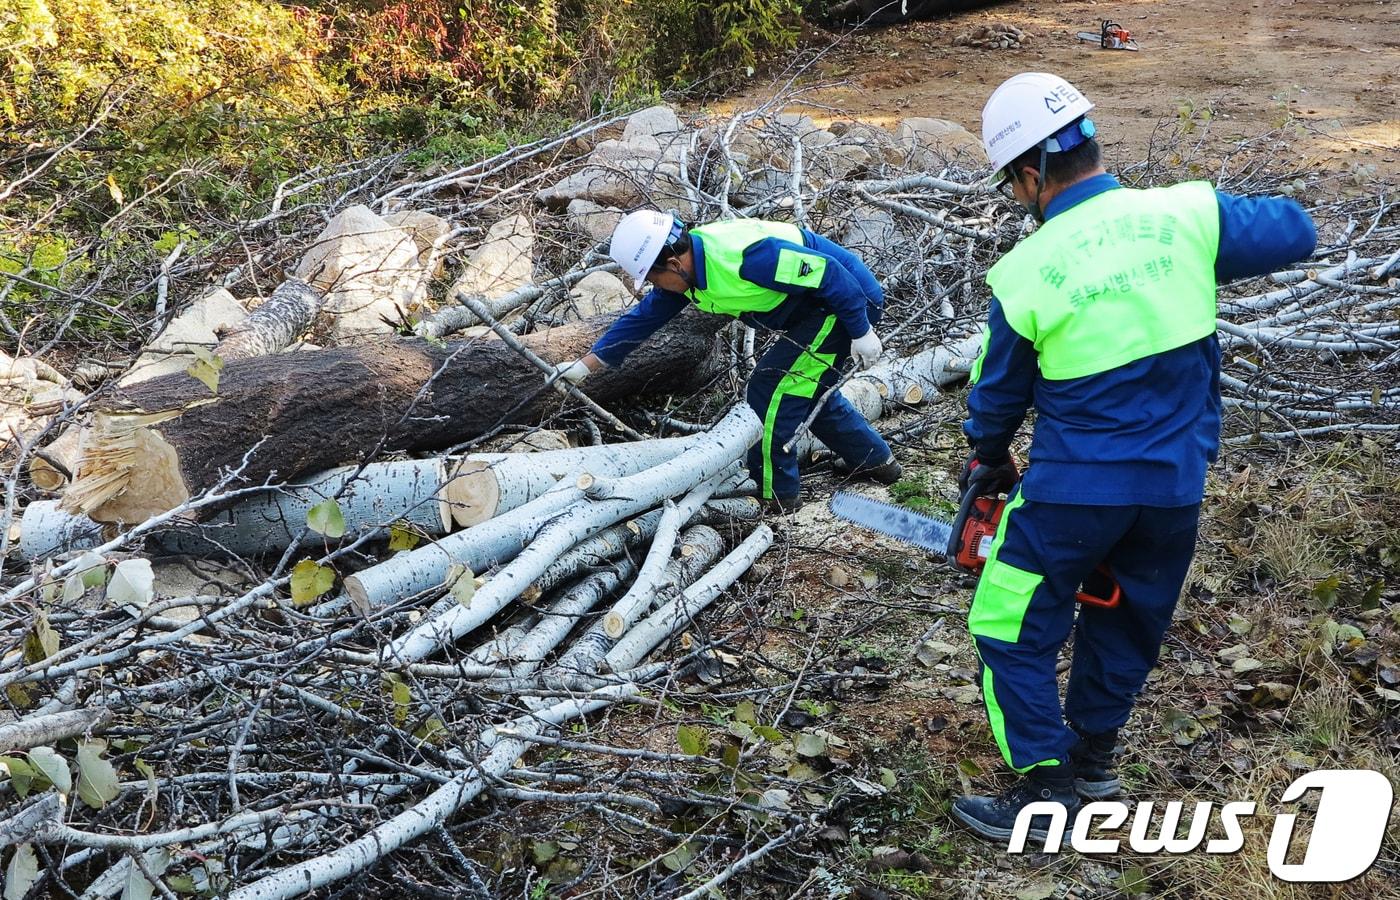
[0,707,111,753]
[21,458,450,560]
[213,278,324,362]
[857,330,983,404]
[445,436,695,527]
[379,406,758,663]
[60,310,725,524]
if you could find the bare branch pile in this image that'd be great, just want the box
[1,95,1396,896]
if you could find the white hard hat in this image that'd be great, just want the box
[609,210,683,289]
[981,72,1095,173]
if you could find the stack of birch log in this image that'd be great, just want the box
[1,97,1398,897]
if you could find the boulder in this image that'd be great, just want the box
[566,199,623,245]
[382,209,454,274]
[774,112,821,139]
[120,288,248,385]
[809,138,874,182]
[895,117,983,168]
[295,204,425,342]
[832,122,904,166]
[535,139,672,209]
[451,213,534,300]
[622,105,682,143]
[566,271,633,320]
[840,205,900,258]
[729,169,791,208]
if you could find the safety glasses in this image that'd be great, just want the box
[996,168,1016,201]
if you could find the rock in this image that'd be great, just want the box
[295,204,426,342]
[832,122,904,166]
[840,205,899,256]
[382,209,453,273]
[120,288,248,385]
[895,117,983,168]
[566,199,623,244]
[535,139,673,210]
[774,112,820,138]
[650,165,698,220]
[810,141,873,182]
[953,22,1028,50]
[565,271,632,320]
[622,112,689,162]
[450,213,535,300]
[622,105,682,143]
[726,128,768,165]
[591,138,663,166]
[729,168,790,208]
[799,128,839,153]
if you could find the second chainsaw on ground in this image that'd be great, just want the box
[830,486,1122,609]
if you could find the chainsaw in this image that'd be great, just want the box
[1076,20,1139,51]
[829,489,1122,608]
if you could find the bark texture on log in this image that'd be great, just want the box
[445,436,694,527]
[62,310,725,523]
[213,278,325,362]
[0,708,112,753]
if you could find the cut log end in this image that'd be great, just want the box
[29,427,82,492]
[602,610,627,639]
[901,385,925,405]
[62,411,191,524]
[29,459,67,492]
[344,579,371,616]
[443,459,502,528]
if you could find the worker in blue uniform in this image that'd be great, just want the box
[554,211,902,512]
[953,73,1317,843]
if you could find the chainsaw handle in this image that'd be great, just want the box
[1076,564,1122,609]
[947,486,982,566]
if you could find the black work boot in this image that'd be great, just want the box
[1069,727,1122,800]
[952,767,1081,845]
[832,453,903,485]
[761,495,804,515]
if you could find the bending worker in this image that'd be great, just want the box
[953,72,1316,841]
[556,211,902,512]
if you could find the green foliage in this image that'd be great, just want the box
[0,0,335,132]
[621,0,803,89]
[0,235,85,303]
[890,478,935,515]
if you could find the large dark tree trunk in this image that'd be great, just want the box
[61,310,726,524]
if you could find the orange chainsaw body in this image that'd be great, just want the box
[955,495,1122,609]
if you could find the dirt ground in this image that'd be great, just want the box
[724,0,1400,180]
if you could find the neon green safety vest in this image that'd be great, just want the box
[688,219,815,316]
[985,181,1220,381]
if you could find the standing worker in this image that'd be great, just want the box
[555,211,902,513]
[953,72,1316,841]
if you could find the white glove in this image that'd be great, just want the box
[850,329,883,370]
[554,359,592,385]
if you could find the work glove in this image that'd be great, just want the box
[850,329,883,370]
[958,450,1019,499]
[553,359,592,385]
